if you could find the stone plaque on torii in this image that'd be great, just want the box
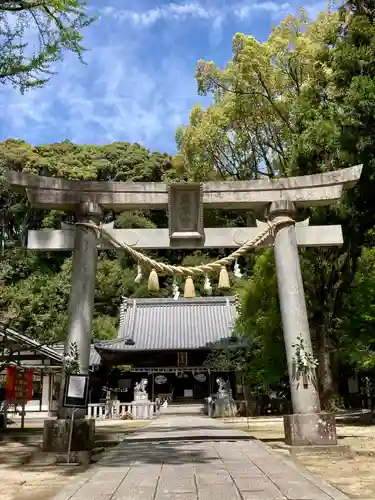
[6,165,362,447]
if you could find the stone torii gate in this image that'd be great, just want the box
[6,165,362,447]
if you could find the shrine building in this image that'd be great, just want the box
[0,296,239,415]
[92,296,239,403]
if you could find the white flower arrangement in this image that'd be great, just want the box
[292,335,318,383]
[204,274,212,295]
[63,341,80,374]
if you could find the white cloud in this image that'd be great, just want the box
[0,37,203,153]
[304,0,332,20]
[0,0,333,154]
[234,2,291,19]
[102,3,217,27]
[102,1,294,27]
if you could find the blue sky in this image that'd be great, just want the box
[0,0,328,154]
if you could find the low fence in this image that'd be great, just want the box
[86,401,156,420]
[207,399,290,418]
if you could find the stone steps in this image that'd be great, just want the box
[160,403,206,416]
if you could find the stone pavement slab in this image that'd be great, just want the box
[52,415,350,500]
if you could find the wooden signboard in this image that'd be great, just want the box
[5,367,33,403]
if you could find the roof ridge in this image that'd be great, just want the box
[0,327,63,362]
[124,296,236,306]
[119,296,127,330]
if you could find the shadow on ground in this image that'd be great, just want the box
[0,427,42,443]
[100,440,223,466]
[120,434,256,444]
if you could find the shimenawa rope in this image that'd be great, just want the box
[75,216,294,277]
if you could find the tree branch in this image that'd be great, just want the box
[0,0,45,12]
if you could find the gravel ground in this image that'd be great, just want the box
[2,415,375,500]
[0,420,149,500]
[224,415,375,500]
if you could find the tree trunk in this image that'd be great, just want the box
[243,381,256,416]
[316,321,339,410]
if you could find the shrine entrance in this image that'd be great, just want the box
[6,165,362,448]
[170,370,213,401]
[173,372,201,400]
[93,296,237,406]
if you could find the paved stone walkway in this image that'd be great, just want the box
[54,415,349,500]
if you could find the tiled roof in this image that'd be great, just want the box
[0,326,63,363]
[88,346,102,366]
[0,326,102,367]
[95,296,237,352]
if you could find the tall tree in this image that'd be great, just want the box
[339,245,375,369]
[176,9,339,181]
[177,3,375,407]
[284,0,375,405]
[0,0,96,92]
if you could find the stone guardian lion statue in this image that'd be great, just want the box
[134,378,148,393]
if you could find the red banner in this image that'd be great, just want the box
[6,367,33,403]
[25,370,33,401]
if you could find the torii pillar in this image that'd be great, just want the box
[6,165,362,448]
[58,202,102,419]
[270,200,323,445]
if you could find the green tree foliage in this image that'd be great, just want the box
[339,246,375,369]
[235,250,285,387]
[0,139,175,343]
[0,0,96,92]
[0,138,257,348]
[176,8,339,181]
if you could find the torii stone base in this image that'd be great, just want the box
[42,418,95,459]
[284,413,337,446]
